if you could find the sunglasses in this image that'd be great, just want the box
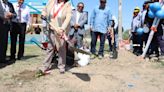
[78,5,84,8]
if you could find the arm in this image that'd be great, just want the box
[26,7,31,25]
[107,10,112,28]
[60,2,72,31]
[0,3,5,19]
[8,2,17,19]
[70,10,75,27]
[0,10,4,19]
[90,8,95,29]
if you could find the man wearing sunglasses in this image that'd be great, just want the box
[90,0,112,59]
[69,2,88,48]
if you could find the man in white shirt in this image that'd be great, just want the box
[10,0,31,60]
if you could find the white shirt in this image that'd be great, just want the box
[76,11,81,24]
[0,0,9,12]
[12,3,30,24]
[131,15,140,32]
[112,15,118,29]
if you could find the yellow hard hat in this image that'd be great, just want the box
[134,7,140,13]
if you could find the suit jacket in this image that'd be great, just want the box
[7,2,16,19]
[42,0,72,34]
[69,10,88,36]
[0,1,5,22]
[41,0,72,50]
[0,2,16,24]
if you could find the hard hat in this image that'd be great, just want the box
[134,7,140,12]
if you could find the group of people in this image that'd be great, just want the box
[2,0,163,74]
[39,0,115,74]
[131,0,164,60]
[0,0,30,63]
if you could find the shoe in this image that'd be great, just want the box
[59,69,65,74]
[109,52,113,58]
[10,57,16,61]
[17,56,23,60]
[98,55,103,59]
[90,54,96,59]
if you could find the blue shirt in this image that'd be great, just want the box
[90,6,112,34]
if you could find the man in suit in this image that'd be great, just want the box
[0,0,15,63]
[69,2,88,48]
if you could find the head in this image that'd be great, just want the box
[99,0,106,9]
[77,2,84,12]
[18,0,24,6]
[57,0,69,3]
[143,2,150,10]
[133,7,140,17]
[151,0,159,2]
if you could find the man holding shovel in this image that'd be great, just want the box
[39,0,72,74]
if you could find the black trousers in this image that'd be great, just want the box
[0,20,10,62]
[10,22,27,59]
[131,32,143,54]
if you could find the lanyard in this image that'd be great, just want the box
[52,2,64,18]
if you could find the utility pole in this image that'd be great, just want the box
[118,0,122,46]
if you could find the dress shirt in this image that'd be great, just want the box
[76,11,81,24]
[90,6,112,34]
[12,3,30,24]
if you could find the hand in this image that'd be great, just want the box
[41,15,47,20]
[57,29,64,37]
[5,12,13,19]
[74,24,79,30]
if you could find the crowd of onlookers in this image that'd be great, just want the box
[0,0,163,73]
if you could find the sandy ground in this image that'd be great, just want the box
[0,45,164,92]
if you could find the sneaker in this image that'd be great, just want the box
[98,55,103,59]
[59,69,65,74]
[109,52,113,58]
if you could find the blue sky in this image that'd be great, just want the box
[72,0,146,30]
[9,0,146,30]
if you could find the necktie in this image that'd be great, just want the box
[18,6,21,22]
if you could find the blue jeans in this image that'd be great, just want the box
[90,31,106,56]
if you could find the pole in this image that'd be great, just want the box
[118,0,122,48]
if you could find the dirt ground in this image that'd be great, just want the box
[0,45,164,92]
